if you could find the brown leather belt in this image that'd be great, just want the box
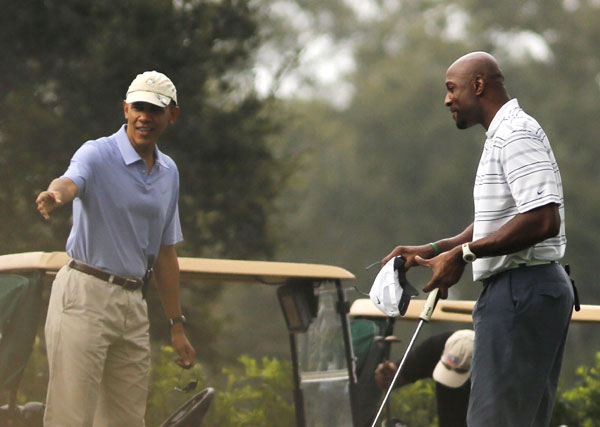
[67,259,143,291]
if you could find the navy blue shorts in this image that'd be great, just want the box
[467,263,574,427]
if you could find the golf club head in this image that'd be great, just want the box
[393,256,419,316]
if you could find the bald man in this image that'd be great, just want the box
[381,52,574,426]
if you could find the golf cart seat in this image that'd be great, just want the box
[160,387,215,427]
[0,273,45,425]
[351,316,394,427]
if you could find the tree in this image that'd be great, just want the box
[0,0,287,258]
[0,0,291,366]
[552,352,600,426]
[272,0,600,381]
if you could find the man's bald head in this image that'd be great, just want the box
[444,51,510,130]
[447,51,505,89]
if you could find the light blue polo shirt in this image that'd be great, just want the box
[62,124,183,279]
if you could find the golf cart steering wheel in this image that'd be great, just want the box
[160,387,215,427]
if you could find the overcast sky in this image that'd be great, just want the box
[253,0,554,109]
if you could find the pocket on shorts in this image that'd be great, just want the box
[509,275,533,311]
[535,282,565,299]
[511,273,569,316]
[473,282,490,320]
[61,268,84,311]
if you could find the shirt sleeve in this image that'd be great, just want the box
[501,129,562,213]
[160,168,184,246]
[61,142,98,198]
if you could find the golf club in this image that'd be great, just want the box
[370,288,441,427]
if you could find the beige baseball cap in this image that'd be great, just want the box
[432,329,474,388]
[125,71,177,107]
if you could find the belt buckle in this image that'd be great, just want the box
[123,278,141,291]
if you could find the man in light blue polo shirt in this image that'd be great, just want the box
[36,71,195,426]
[381,52,574,426]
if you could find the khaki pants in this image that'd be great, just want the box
[44,265,150,427]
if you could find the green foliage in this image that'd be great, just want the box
[6,0,600,409]
[16,344,294,426]
[149,350,296,426]
[205,355,295,426]
[274,0,600,357]
[15,343,600,426]
[0,0,286,260]
[0,0,292,368]
[388,380,437,427]
[552,352,600,427]
[146,346,209,426]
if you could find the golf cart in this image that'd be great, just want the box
[0,251,358,426]
[1,252,599,426]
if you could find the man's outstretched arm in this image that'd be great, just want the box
[36,177,78,220]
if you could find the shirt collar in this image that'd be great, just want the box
[116,124,170,169]
[486,98,519,139]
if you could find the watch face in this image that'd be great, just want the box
[464,253,476,262]
[462,243,476,262]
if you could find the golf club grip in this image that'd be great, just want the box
[419,288,440,322]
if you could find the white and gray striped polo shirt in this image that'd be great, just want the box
[472,98,566,281]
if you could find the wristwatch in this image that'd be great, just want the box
[168,315,186,327]
[462,243,477,263]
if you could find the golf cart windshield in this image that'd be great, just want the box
[297,287,353,427]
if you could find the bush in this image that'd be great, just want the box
[147,347,294,426]
[146,346,209,426]
[552,352,600,427]
[13,343,294,426]
[387,380,437,427]
[18,343,600,426]
[204,355,295,426]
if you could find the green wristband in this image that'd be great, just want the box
[429,242,439,256]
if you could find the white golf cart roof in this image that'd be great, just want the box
[0,251,355,284]
[349,297,600,323]
[2,251,596,323]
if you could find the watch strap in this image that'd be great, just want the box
[168,315,186,327]
[462,243,477,263]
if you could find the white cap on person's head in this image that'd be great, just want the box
[432,329,474,388]
[125,71,177,108]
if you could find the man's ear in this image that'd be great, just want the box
[168,105,180,124]
[123,100,129,119]
[473,75,484,96]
